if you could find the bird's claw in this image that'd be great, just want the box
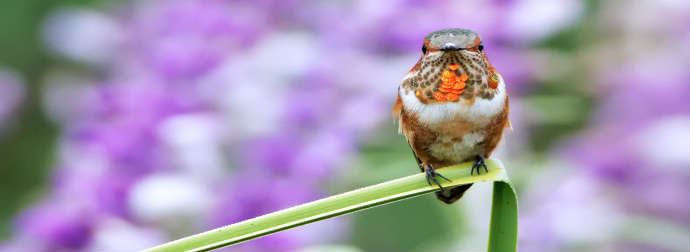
[471,155,488,175]
[424,164,452,191]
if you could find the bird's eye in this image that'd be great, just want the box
[422,45,427,54]
[477,44,484,52]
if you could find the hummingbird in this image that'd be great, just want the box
[392,28,510,204]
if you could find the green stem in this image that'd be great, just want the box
[143,159,516,252]
[488,181,518,252]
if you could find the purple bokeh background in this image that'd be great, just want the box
[0,0,687,251]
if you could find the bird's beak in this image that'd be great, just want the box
[439,43,464,51]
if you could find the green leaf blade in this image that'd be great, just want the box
[142,159,516,252]
[488,180,518,252]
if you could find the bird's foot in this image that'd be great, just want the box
[424,163,452,191]
[471,155,488,175]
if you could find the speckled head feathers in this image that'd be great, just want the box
[400,28,501,104]
[424,28,481,51]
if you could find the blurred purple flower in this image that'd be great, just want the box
[15,203,94,251]
[519,171,622,251]
[566,116,690,223]
[214,176,320,225]
[517,0,689,250]
[565,53,689,222]
[552,2,690,249]
[52,168,135,218]
[130,0,270,80]
[241,136,301,175]
[283,76,340,129]
[212,176,321,251]
[596,60,690,124]
[86,218,166,251]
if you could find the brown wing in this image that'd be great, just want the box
[481,94,510,157]
[393,92,424,170]
[392,93,404,134]
[392,93,402,119]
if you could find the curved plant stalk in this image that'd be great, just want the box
[142,159,517,252]
[488,180,518,252]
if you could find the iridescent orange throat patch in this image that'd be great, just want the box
[433,64,467,102]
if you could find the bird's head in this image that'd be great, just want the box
[405,28,502,103]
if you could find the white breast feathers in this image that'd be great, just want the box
[399,74,507,126]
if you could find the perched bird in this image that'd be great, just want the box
[392,28,510,204]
